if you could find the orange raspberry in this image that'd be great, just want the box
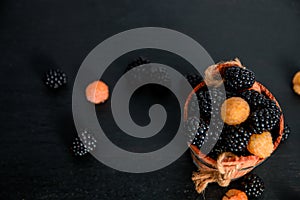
[221,97,250,125]
[85,81,109,104]
[293,84,300,95]
[222,189,248,200]
[292,71,300,85]
[247,131,274,158]
[292,71,300,95]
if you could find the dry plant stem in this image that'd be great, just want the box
[204,58,244,87]
[192,152,241,193]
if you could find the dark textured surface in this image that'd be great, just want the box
[1,0,300,199]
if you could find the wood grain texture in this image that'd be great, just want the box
[0,0,300,199]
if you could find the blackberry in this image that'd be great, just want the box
[149,65,171,87]
[207,139,226,160]
[125,57,170,86]
[223,66,255,92]
[187,94,200,116]
[185,117,209,148]
[185,73,203,88]
[125,57,151,83]
[197,88,226,119]
[240,90,281,123]
[43,69,67,89]
[248,108,281,134]
[72,137,88,156]
[72,130,97,156]
[80,130,97,152]
[264,99,281,116]
[222,125,251,155]
[282,124,291,142]
[126,56,150,71]
[197,89,211,118]
[241,174,265,199]
[240,90,266,110]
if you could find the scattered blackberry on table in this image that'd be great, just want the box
[222,125,251,155]
[80,130,97,152]
[186,73,203,88]
[149,65,171,86]
[281,124,291,142]
[125,57,170,86]
[43,69,67,89]
[125,56,151,83]
[223,66,255,92]
[247,108,281,134]
[72,130,97,156]
[241,174,265,199]
[72,137,88,156]
[126,56,150,71]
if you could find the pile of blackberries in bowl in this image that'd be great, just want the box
[184,59,289,199]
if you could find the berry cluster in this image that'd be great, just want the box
[43,69,67,89]
[186,64,284,159]
[125,56,170,86]
[72,130,97,156]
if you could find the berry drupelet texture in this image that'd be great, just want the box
[223,66,255,92]
[241,174,265,199]
[186,73,203,88]
[44,69,67,89]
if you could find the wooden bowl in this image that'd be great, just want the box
[184,72,284,180]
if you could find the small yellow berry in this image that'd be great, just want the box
[247,131,274,158]
[221,97,250,125]
[222,189,248,200]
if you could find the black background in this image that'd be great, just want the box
[1,0,300,199]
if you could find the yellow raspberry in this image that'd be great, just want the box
[221,97,250,125]
[293,84,300,95]
[292,71,300,85]
[247,131,274,158]
[292,71,300,95]
[222,189,248,200]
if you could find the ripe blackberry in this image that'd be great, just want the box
[222,125,251,155]
[80,130,97,152]
[282,124,291,142]
[185,117,209,148]
[72,137,88,156]
[125,57,170,86]
[241,174,265,199]
[43,69,67,89]
[126,56,150,71]
[264,98,281,116]
[248,108,281,134]
[149,65,171,87]
[240,90,281,120]
[185,73,203,88]
[240,90,266,110]
[207,138,226,160]
[223,66,255,92]
[187,94,200,116]
[72,130,97,156]
[197,88,226,119]
[125,57,151,83]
